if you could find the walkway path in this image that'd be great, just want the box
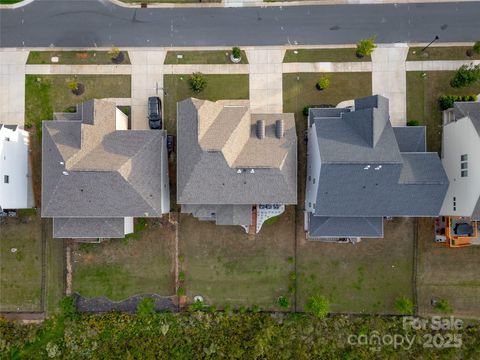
[406,59,480,71]
[246,48,285,113]
[0,49,29,127]
[372,44,409,127]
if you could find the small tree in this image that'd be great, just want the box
[232,47,241,60]
[305,295,330,318]
[407,120,420,126]
[473,41,480,55]
[316,75,330,90]
[435,299,453,313]
[67,79,79,91]
[450,64,480,88]
[189,72,207,92]
[277,296,290,309]
[137,297,155,317]
[59,296,78,321]
[394,297,414,315]
[109,47,121,60]
[356,36,376,58]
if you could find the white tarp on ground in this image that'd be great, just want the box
[0,125,31,209]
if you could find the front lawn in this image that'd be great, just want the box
[0,215,43,312]
[406,71,480,153]
[72,219,176,301]
[164,50,248,64]
[417,218,480,319]
[296,218,415,314]
[163,74,249,135]
[27,51,131,65]
[283,48,371,63]
[407,46,480,61]
[179,207,296,311]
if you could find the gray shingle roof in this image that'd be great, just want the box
[307,95,449,237]
[42,99,169,238]
[453,102,480,136]
[393,126,426,152]
[181,204,253,226]
[53,217,125,238]
[177,98,297,205]
[308,214,384,238]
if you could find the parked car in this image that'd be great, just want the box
[167,135,175,155]
[148,96,162,129]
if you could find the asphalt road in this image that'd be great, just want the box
[1,0,480,47]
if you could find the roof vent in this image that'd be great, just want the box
[256,120,265,139]
[374,165,382,170]
[62,171,68,176]
[237,169,242,174]
[363,165,370,170]
[275,119,284,139]
[250,169,255,174]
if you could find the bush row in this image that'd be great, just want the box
[438,94,478,111]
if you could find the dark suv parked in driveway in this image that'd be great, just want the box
[148,96,162,130]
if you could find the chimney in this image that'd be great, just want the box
[275,119,284,139]
[256,120,265,139]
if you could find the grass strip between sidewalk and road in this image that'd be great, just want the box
[407,46,480,61]
[283,48,371,63]
[164,50,248,64]
[27,51,131,65]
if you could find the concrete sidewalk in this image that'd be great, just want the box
[283,61,371,73]
[25,64,131,75]
[0,50,29,127]
[406,60,480,71]
[371,44,409,127]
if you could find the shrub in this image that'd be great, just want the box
[177,287,186,297]
[189,72,207,92]
[394,297,414,315]
[231,47,241,59]
[316,75,330,90]
[466,49,474,57]
[277,296,290,309]
[407,120,420,126]
[59,296,78,321]
[450,64,480,88]
[356,36,376,58]
[435,299,453,313]
[305,295,330,318]
[108,47,121,59]
[189,299,205,312]
[251,304,261,313]
[473,41,480,55]
[67,79,79,91]
[178,272,186,282]
[137,297,156,317]
[439,94,478,110]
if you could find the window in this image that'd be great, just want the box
[460,154,468,177]
[453,197,456,211]
[3,175,9,184]
[313,178,316,184]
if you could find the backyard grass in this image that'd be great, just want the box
[72,219,176,301]
[163,74,249,135]
[179,207,296,311]
[45,220,66,315]
[296,218,415,314]
[164,50,248,64]
[0,215,43,312]
[27,51,130,65]
[407,46,480,61]
[417,218,480,319]
[406,71,480,153]
[283,48,371,63]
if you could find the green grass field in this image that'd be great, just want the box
[0,216,43,312]
[73,220,175,301]
[27,51,131,65]
[296,218,415,314]
[407,46,480,61]
[283,48,371,63]
[406,71,480,152]
[164,50,248,64]
[179,207,296,311]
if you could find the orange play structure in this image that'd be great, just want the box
[435,216,479,248]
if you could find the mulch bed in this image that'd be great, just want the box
[74,293,177,313]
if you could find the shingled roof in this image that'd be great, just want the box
[177,98,297,206]
[42,99,169,238]
[306,95,448,238]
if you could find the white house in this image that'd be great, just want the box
[440,102,480,220]
[0,124,33,210]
